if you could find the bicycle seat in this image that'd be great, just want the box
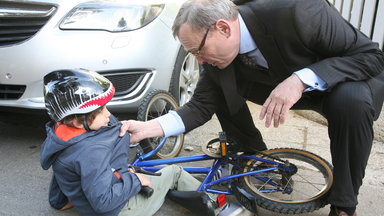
[167,191,215,216]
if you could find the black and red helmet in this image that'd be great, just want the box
[43,68,115,122]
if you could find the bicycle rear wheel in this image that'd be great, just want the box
[232,148,333,214]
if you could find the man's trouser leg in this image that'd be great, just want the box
[119,165,200,216]
[322,81,375,207]
[216,99,267,153]
[243,80,376,207]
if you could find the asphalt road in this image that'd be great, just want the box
[1,104,383,216]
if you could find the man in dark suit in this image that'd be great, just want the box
[122,0,384,215]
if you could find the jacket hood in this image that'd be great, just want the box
[40,116,120,170]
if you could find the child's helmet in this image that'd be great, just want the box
[43,68,115,122]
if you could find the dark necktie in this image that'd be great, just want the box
[237,53,268,71]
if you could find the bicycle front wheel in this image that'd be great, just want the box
[137,89,184,159]
[232,148,333,214]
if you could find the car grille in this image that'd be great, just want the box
[100,70,153,99]
[0,1,56,46]
[0,84,26,99]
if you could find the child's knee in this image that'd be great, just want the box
[158,164,183,180]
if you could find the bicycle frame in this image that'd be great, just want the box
[132,137,295,195]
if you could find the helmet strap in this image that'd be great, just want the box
[83,118,91,131]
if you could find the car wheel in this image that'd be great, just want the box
[169,47,200,106]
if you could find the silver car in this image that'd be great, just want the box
[0,0,200,114]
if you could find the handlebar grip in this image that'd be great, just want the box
[140,186,154,197]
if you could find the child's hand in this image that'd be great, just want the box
[135,173,152,188]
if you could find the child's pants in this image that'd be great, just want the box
[119,165,201,216]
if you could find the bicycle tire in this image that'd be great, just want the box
[231,148,333,214]
[137,89,184,159]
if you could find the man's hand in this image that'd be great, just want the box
[259,74,307,128]
[119,120,164,144]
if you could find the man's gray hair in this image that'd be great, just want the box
[172,0,238,38]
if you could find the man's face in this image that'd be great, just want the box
[178,19,240,69]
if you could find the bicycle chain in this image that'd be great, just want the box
[252,150,288,164]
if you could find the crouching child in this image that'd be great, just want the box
[40,69,215,216]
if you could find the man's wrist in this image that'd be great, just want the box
[293,68,328,92]
[144,119,164,138]
[156,111,185,137]
[292,73,308,92]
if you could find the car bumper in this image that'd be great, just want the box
[0,1,182,113]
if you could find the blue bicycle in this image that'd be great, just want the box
[134,90,333,214]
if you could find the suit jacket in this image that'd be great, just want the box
[176,0,384,132]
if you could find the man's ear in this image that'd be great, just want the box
[215,19,231,38]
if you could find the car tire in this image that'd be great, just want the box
[169,47,200,106]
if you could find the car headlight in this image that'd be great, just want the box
[60,1,165,32]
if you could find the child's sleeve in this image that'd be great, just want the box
[79,144,142,214]
[48,174,68,210]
